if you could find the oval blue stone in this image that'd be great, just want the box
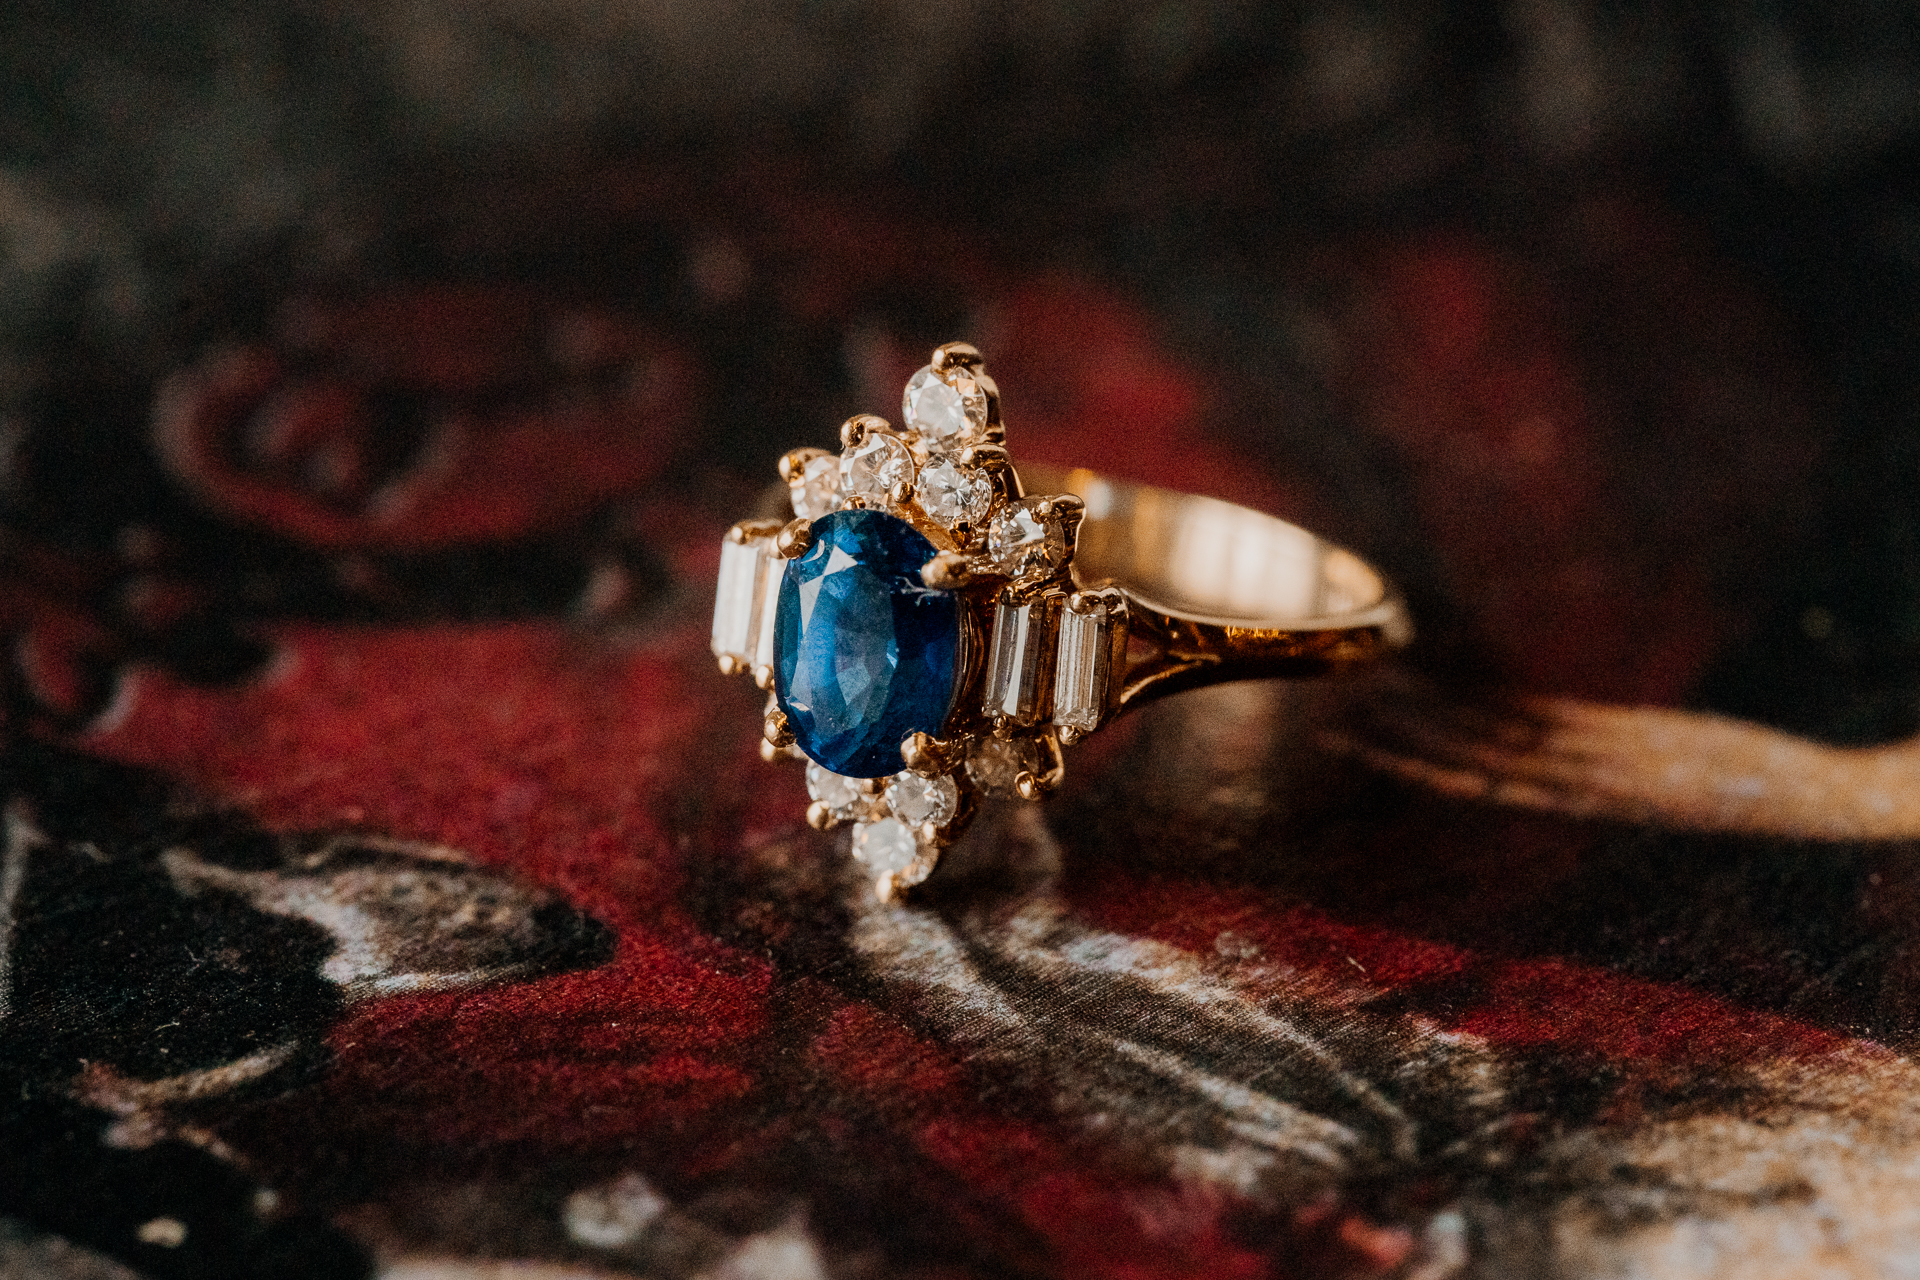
[774,509,960,778]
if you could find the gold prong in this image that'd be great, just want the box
[918,821,944,848]
[778,446,831,485]
[959,444,1009,470]
[764,705,796,748]
[753,665,774,690]
[842,494,871,511]
[840,413,888,450]
[887,479,915,507]
[806,799,837,830]
[1015,733,1066,800]
[874,871,898,903]
[776,518,814,559]
[717,654,742,676]
[932,341,983,371]
[921,551,973,590]
[1034,493,1085,521]
[977,372,1003,434]
[759,738,805,763]
[960,445,1019,500]
[1057,724,1085,746]
[1002,574,1059,606]
[901,730,964,777]
[728,517,785,544]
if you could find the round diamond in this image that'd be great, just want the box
[851,818,920,874]
[807,762,869,820]
[987,501,1057,574]
[915,456,993,528]
[790,454,841,518]
[841,432,915,502]
[885,772,958,828]
[965,737,1039,797]
[903,366,987,448]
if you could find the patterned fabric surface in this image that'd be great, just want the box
[3,4,1920,1278]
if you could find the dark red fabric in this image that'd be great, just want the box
[0,172,1909,1280]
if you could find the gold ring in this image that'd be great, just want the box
[710,342,1411,899]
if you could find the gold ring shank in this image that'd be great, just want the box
[1023,465,1412,713]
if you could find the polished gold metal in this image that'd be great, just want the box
[900,731,966,778]
[840,413,887,450]
[777,447,831,485]
[960,444,1018,500]
[728,517,785,544]
[775,518,814,559]
[760,737,805,763]
[1014,733,1066,800]
[763,703,795,748]
[1022,463,1411,711]
[714,341,1410,901]
[932,341,983,371]
[922,551,992,591]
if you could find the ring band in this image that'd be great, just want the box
[710,342,1410,898]
[1020,463,1411,709]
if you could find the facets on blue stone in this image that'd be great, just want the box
[773,509,961,778]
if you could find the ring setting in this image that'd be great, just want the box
[712,342,1411,900]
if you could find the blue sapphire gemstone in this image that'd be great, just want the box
[774,509,960,778]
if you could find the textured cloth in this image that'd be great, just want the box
[3,5,1920,1278]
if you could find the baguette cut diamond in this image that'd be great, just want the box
[749,549,784,676]
[1053,600,1114,732]
[983,596,1057,724]
[712,536,770,662]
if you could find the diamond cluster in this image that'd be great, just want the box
[806,763,959,882]
[712,343,1128,898]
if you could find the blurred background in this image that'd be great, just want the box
[4,0,1919,745]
